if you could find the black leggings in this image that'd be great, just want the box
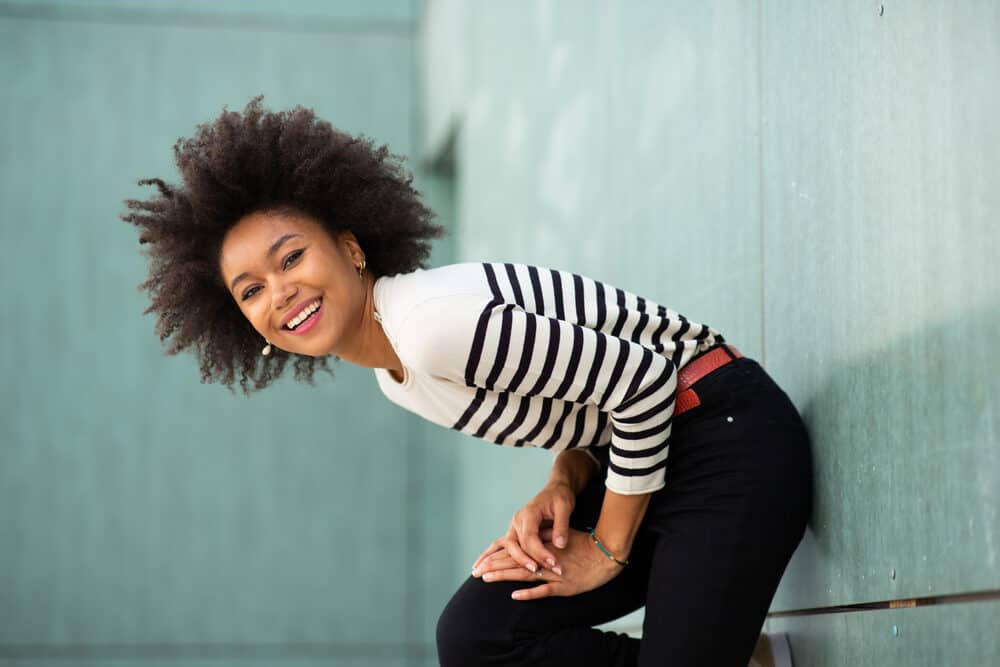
[436,355,814,666]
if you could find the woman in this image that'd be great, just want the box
[122,96,812,666]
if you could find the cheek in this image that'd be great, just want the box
[239,301,267,328]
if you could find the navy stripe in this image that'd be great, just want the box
[452,387,487,431]
[620,347,655,406]
[504,262,524,307]
[610,435,670,459]
[612,414,672,441]
[576,333,607,404]
[615,389,677,424]
[610,288,627,337]
[618,361,674,412]
[573,273,586,325]
[567,405,589,449]
[597,338,630,411]
[516,397,553,446]
[589,412,610,446]
[528,265,544,311]
[495,395,531,445]
[525,318,560,395]
[506,314,535,394]
[551,325,583,399]
[540,402,574,449]
[670,315,691,368]
[475,390,510,438]
[439,262,728,492]
[484,304,516,390]
[608,456,670,477]
[594,280,607,330]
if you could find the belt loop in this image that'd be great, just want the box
[719,343,737,361]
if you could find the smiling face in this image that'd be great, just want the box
[218,208,368,358]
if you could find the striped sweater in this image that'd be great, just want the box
[371,261,727,495]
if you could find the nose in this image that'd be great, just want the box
[271,280,297,313]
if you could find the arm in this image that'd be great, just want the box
[548,448,601,495]
[572,444,648,561]
[403,293,678,564]
[403,294,679,495]
[552,450,648,562]
[593,488,651,562]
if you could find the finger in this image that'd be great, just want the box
[472,541,500,570]
[511,583,561,601]
[477,552,519,575]
[480,566,540,583]
[539,526,555,542]
[522,532,560,572]
[503,536,538,573]
[551,499,571,549]
[471,539,504,573]
[518,514,557,570]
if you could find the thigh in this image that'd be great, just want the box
[635,361,813,665]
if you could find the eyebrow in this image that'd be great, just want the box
[229,233,303,292]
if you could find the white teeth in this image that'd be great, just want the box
[286,300,320,329]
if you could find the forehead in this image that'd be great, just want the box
[219,210,329,278]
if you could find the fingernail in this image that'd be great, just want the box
[471,567,479,577]
[527,562,537,572]
[483,573,493,581]
[555,536,566,548]
[546,557,555,567]
[511,591,522,600]
[553,566,563,575]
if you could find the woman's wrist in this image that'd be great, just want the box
[592,489,652,560]
[547,449,598,495]
[591,522,633,561]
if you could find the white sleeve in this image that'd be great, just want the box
[399,293,677,495]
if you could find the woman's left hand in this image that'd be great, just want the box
[472,526,625,600]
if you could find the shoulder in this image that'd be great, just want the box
[374,262,500,377]
[397,291,499,381]
[374,263,489,326]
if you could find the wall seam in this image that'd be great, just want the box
[757,0,767,367]
[0,2,413,34]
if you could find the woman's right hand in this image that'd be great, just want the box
[470,479,577,578]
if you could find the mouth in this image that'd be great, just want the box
[283,297,323,335]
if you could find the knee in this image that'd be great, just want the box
[436,578,511,666]
[436,584,481,666]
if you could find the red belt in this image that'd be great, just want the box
[674,343,744,417]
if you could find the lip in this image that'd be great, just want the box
[283,300,323,335]
[280,297,322,328]
[279,297,323,333]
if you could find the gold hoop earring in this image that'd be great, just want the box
[357,258,366,281]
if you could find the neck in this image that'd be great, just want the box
[333,274,404,377]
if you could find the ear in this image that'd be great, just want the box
[339,231,364,263]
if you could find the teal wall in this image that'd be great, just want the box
[4,0,998,664]
[0,1,455,666]
[418,0,1000,661]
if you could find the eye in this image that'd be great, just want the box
[283,249,303,269]
[239,249,304,301]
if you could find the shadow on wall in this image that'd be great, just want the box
[784,299,999,608]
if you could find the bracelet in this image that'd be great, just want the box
[586,527,629,566]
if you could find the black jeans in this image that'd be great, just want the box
[436,353,814,666]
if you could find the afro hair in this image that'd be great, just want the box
[121,94,446,395]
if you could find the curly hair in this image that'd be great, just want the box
[120,95,446,395]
